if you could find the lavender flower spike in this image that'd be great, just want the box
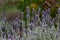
[26,6,30,14]
[38,8,41,18]
[26,6,30,18]
[42,10,46,16]
[32,8,36,21]
[47,8,50,14]
[58,7,60,14]
[3,16,7,23]
[32,8,36,15]
[38,8,41,14]
[15,17,18,22]
[26,6,30,24]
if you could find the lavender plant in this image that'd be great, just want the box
[0,6,60,40]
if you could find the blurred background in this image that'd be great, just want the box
[0,0,60,19]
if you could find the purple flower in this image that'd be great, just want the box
[42,15,45,19]
[47,8,50,14]
[58,7,60,14]
[42,14,46,23]
[45,8,50,15]
[42,10,46,16]
[14,21,19,26]
[29,22,34,29]
[45,15,50,21]
[35,14,38,21]
[8,33,11,38]
[42,15,46,22]
[42,18,45,22]
[44,23,48,28]
[14,18,19,28]
[15,17,18,22]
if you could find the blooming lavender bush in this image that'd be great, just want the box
[0,6,60,40]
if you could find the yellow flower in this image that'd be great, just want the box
[30,3,38,9]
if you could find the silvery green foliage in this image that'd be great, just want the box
[0,19,60,40]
